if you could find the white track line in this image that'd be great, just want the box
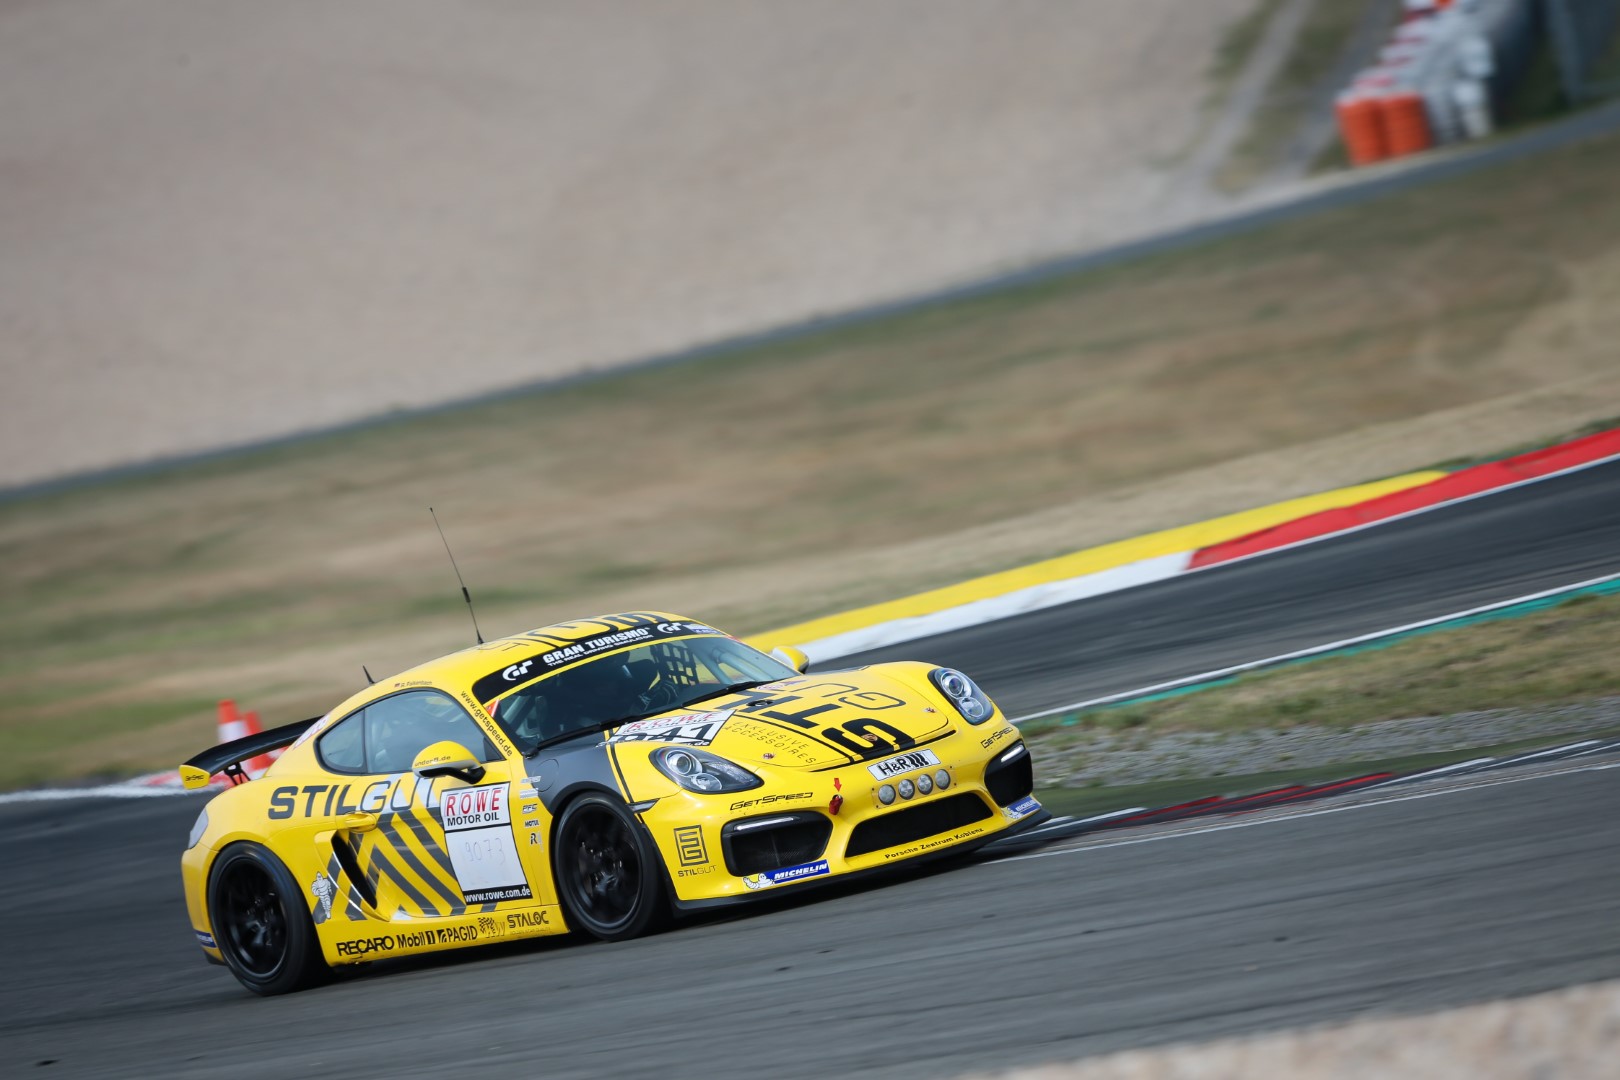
[809,447,1620,663]
[995,757,1620,864]
[800,553,1190,663]
[1182,448,1620,577]
[1493,741,1602,766]
[1013,569,1620,723]
[0,782,202,804]
[1380,757,1497,784]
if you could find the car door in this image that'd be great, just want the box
[313,689,552,922]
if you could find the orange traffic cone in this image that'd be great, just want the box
[216,700,276,781]
[216,699,248,743]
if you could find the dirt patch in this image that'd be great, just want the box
[1,0,1255,487]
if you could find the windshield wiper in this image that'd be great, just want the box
[520,680,784,756]
[523,719,620,757]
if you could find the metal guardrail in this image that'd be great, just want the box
[1543,0,1620,101]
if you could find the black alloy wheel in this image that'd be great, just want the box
[207,843,325,995]
[554,793,669,941]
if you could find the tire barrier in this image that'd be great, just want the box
[1333,0,1596,166]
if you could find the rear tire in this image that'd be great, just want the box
[554,793,669,941]
[207,843,326,995]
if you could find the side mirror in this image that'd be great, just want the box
[770,645,810,673]
[412,740,486,785]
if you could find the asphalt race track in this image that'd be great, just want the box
[4,762,1618,1078]
[3,463,1618,1078]
[840,457,1620,716]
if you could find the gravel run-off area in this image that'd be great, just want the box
[1,0,1254,486]
[1031,697,1620,788]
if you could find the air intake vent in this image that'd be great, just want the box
[985,744,1034,807]
[721,813,833,876]
[844,792,992,858]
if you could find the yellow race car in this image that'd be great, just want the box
[180,611,1044,994]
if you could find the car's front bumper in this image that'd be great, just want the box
[644,727,1040,906]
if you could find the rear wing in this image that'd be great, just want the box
[178,717,320,790]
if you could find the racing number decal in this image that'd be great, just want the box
[826,717,913,755]
[730,683,915,756]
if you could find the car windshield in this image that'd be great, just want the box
[485,635,797,755]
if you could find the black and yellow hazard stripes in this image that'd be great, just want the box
[346,795,498,918]
[316,851,367,922]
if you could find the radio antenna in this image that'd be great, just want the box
[430,507,484,645]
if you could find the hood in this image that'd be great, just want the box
[607,669,956,769]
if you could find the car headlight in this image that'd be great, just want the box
[929,667,995,725]
[186,807,209,850]
[651,746,763,794]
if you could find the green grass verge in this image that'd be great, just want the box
[1029,591,1620,739]
[1032,726,1620,821]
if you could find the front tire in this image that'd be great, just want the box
[207,843,326,995]
[554,793,669,941]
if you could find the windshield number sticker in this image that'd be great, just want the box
[866,748,942,781]
[610,710,733,746]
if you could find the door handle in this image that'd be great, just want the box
[339,811,379,833]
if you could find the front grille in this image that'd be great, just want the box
[844,792,992,858]
[722,813,833,876]
[984,743,1034,807]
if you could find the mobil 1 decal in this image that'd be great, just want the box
[439,783,533,905]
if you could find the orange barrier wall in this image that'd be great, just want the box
[1381,92,1434,157]
[1336,95,1390,165]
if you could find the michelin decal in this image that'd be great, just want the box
[310,871,336,924]
[742,859,830,890]
[1002,795,1041,821]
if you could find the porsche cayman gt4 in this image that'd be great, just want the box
[180,611,1045,994]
